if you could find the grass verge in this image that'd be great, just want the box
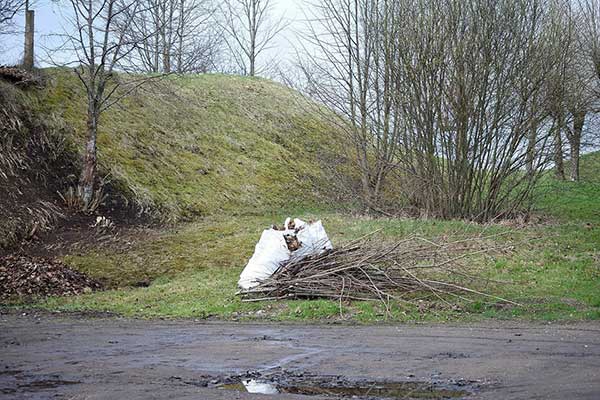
[8,207,599,323]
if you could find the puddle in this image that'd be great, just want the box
[221,379,468,399]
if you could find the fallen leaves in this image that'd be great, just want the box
[0,255,102,301]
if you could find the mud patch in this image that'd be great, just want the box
[0,370,80,397]
[222,379,467,398]
[18,379,80,390]
[180,371,473,399]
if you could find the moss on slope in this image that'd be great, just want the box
[27,69,354,220]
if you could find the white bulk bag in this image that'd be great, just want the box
[238,218,333,290]
[238,228,290,290]
[293,219,333,259]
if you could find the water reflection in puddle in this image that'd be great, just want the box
[241,379,279,394]
[221,379,468,399]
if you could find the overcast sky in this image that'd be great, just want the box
[0,0,305,67]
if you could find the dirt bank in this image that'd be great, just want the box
[1,313,599,399]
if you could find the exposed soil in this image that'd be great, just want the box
[14,210,157,260]
[1,312,599,399]
[0,209,158,295]
[1,77,154,258]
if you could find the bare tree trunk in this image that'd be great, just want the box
[162,43,171,72]
[23,7,34,70]
[154,34,160,72]
[249,0,257,76]
[249,49,255,76]
[360,169,371,210]
[80,102,98,209]
[160,2,171,74]
[554,117,566,180]
[526,125,537,176]
[569,111,585,182]
[177,0,184,73]
[153,4,160,73]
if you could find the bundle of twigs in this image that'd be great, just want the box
[239,231,516,311]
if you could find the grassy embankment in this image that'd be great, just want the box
[3,70,600,322]
[14,69,356,220]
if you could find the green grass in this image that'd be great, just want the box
[13,209,598,323]
[535,151,600,223]
[535,180,600,223]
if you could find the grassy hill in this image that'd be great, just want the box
[39,70,356,218]
[0,70,356,247]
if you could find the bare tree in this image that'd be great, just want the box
[545,0,576,180]
[116,0,221,74]
[544,0,597,182]
[114,0,164,73]
[397,0,563,220]
[58,0,153,209]
[0,0,25,26]
[220,0,285,76]
[563,57,595,182]
[298,0,403,210]
[173,0,221,73]
[299,0,571,221]
[0,0,34,68]
[0,0,26,56]
[580,0,600,84]
[579,0,600,172]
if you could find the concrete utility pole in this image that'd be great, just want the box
[23,0,34,70]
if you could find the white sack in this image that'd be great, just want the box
[293,219,333,259]
[238,218,333,290]
[238,229,290,290]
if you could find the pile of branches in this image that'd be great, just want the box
[239,232,515,311]
[0,255,102,301]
